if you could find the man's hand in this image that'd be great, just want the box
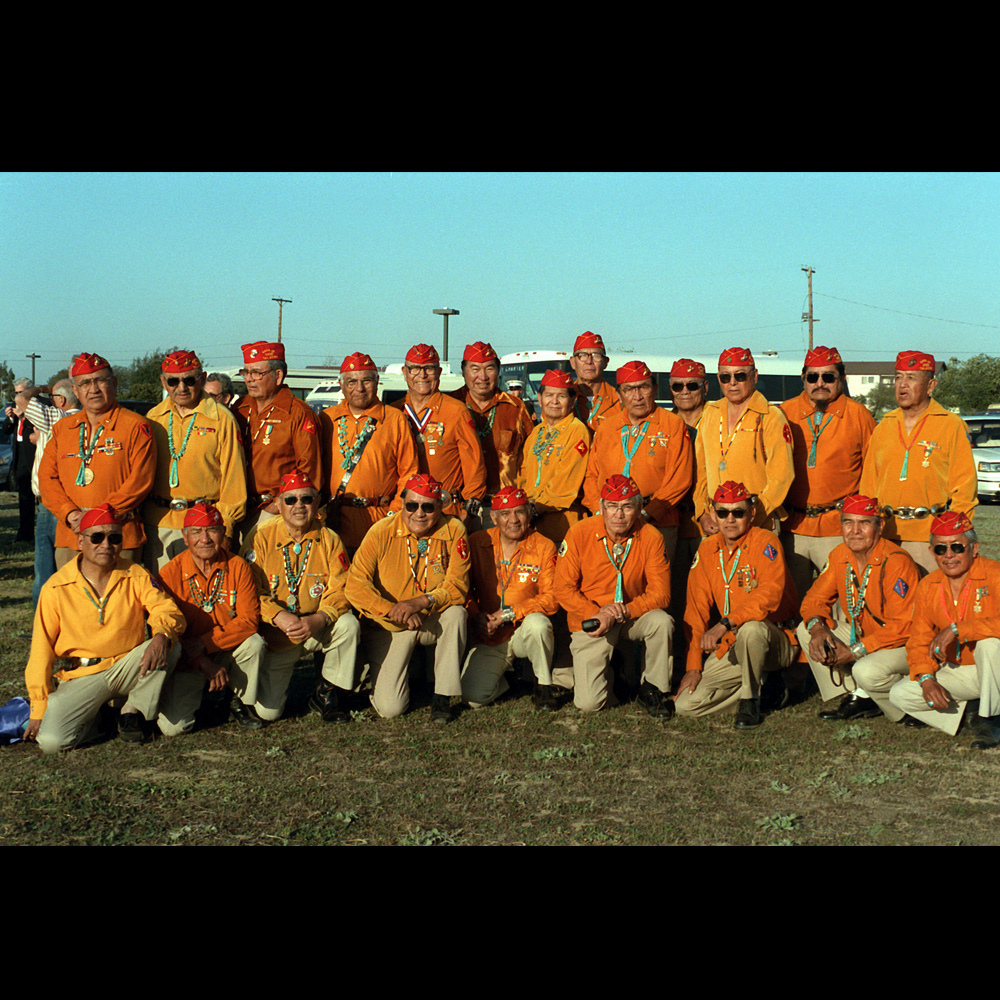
[471,612,499,638]
[23,718,41,742]
[587,602,629,638]
[66,509,83,533]
[273,610,311,643]
[931,627,957,665]
[676,669,702,700]
[700,621,730,652]
[921,675,953,712]
[140,634,171,677]
[387,597,427,631]
[699,511,720,536]
[197,655,229,693]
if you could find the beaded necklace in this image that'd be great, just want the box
[718,407,750,473]
[531,425,561,486]
[844,561,874,644]
[718,545,741,615]
[338,415,375,471]
[167,410,198,488]
[80,578,111,624]
[602,536,633,603]
[76,422,106,486]
[619,421,649,477]
[468,401,498,441]
[407,536,431,592]
[805,410,833,468]
[896,414,930,481]
[188,565,227,613]
[282,539,313,613]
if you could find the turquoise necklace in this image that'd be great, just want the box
[76,422,105,486]
[338,415,375,471]
[282,540,313,613]
[168,410,198,488]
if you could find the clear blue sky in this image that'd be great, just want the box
[3,171,998,384]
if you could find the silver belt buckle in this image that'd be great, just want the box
[169,499,190,511]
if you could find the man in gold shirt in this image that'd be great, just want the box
[143,349,247,569]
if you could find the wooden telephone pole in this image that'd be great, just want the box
[801,266,817,350]
[273,297,292,343]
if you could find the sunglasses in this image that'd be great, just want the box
[671,381,703,392]
[84,532,123,545]
[404,501,438,513]
[166,375,201,388]
[718,371,752,384]
[805,372,838,384]
[714,507,750,520]
[933,543,968,555]
[282,494,316,506]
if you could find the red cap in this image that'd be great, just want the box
[405,344,440,366]
[241,341,284,363]
[804,345,842,367]
[341,352,377,372]
[719,347,754,367]
[162,350,202,374]
[713,481,752,504]
[670,358,705,378]
[70,353,112,378]
[184,501,224,528]
[930,510,973,536]
[540,369,575,390]
[404,473,442,500]
[79,504,121,531]
[491,486,529,510]
[573,331,606,353]
[463,341,498,364]
[896,350,935,372]
[601,475,642,502]
[616,360,653,385]
[841,493,880,516]
[277,468,317,495]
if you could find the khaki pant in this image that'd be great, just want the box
[157,634,267,736]
[361,606,467,719]
[900,539,936,576]
[143,525,188,573]
[888,638,1000,736]
[782,532,842,608]
[675,620,794,718]
[36,638,180,754]
[461,613,554,707]
[569,609,673,713]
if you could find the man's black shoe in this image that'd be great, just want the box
[818,693,882,722]
[531,684,563,712]
[309,680,350,723]
[430,694,453,723]
[230,697,265,730]
[970,714,1000,750]
[734,698,762,729]
[118,711,148,744]
[638,681,674,720]
[903,715,928,729]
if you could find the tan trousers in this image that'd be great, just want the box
[674,620,794,718]
[36,638,180,754]
[156,633,267,736]
[900,539,936,576]
[569,609,674,713]
[888,638,1000,736]
[143,525,188,573]
[461,612,554,707]
[362,605,467,719]
[782,532,842,609]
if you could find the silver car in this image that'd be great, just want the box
[963,414,1000,504]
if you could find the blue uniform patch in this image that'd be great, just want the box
[894,577,908,598]
[764,545,777,561]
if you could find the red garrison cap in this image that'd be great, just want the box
[719,347,754,367]
[601,475,642,502]
[491,486,529,510]
[463,341,498,364]
[713,481,752,504]
[80,504,121,531]
[241,341,285,363]
[278,469,317,495]
[162,350,202,374]
[405,344,440,366]
[804,345,842,367]
[341,352,377,372]
[184,501,224,528]
[841,493,880,516]
[573,331,606,353]
[896,350,935,372]
[670,359,706,379]
[70,353,112,377]
[540,369,575,390]
[931,511,973,536]
[616,360,653,385]
[404,473,443,500]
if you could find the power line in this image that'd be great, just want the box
[817,292,1000,330]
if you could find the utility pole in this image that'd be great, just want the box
[273,297,292,343]
[26,353,41,383]
[801,266,817,350]
[432,307,459,364]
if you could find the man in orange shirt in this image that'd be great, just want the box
[570,331,622,433]
[889,512,1000,747]
[320,351,417,551]
[391,343,486,523]
[234,340,322,541]
[780,346,876,599]
[463,486,561,710]
[346,473,470,723]
[24,505,185,752]
[797,494,918,722]
[583,360,693,563]
[860,350,977,573]
[157,502,266,734]
[40,352,157,569]
[676,481,799,729]
[554,474,673,718]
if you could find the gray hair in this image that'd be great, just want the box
[52,379,78,406]
[14,377,33,391]
[206,372,235,395]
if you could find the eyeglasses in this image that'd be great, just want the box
[404,501,438,513]
[405,365,438,376]
[805,372,838,384]
[933,543,968,555]
[166,375,201,388]
[670,381,703,393]
[573,352,605,363]
[714,507,750,520]
[76,375,114,390]
[718,371,752,384]
[239,368,274,381]
[84,531,123,545]
[282,494,316,506]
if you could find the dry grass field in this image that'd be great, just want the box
[2,493,999,847]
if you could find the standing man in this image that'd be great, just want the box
[143,350,247,570]
[39,352,156,568]
[889,512,1000,748]
[391,343,486,522]
[583,360,693,563]
[346,473,470,722]
[797,494,919,722]
[553,474,674,718]
[676,481,799,729]
[780,346,876,600]
[860,350,977,574]
[3,379,37,542]
[694,347,794,537]
[205,372,238,409]
[320,351,418,551]
[234,341,321,539]
[569,331,622,434]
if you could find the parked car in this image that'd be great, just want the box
[962,414,1000,503]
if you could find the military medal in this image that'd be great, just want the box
[76,422,106,487]
[310,582,324,598]
[917,440,938,469]
[81,468,95,485]
[897,415,930,481]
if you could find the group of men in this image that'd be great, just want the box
[17,331,999,753]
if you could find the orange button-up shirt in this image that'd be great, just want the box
[906,556,1000,680]
[780,391,876,537]
[517,413,591,513]
[449,387,534,495]
[39,404,157,551]
[553,519,671,633]
[799,537,919,654]
[574,379,623,434]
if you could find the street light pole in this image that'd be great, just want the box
[432,308,459,364]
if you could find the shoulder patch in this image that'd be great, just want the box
[558,540,568,558]
[140,424,151,438]
[148,574,162,590]
[575,439,588,456]
[764,544,778,561]
[304,418,316,434]
[691,551,699,569]
[893,577,908,598]
[456,537,469,560]
[339,552,350,571]
[782,423,791,444]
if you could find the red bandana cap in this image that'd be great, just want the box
[463,341,498,364]
[670,358,706,379]
[896,350,935,372]
[241,341,285,363]
[841,493,880,517]
[491,486,529,510]
[79,504,121,531]
[278,468,317,495]
[713,481,752,504]
[573,331,606,353]
[184,501,224,528]
[540,369,575,390]
[341,352,377,372]
[162,350,202,374]
[804,345,842,367]
[931,510,973,536]
[616,360,653,385]
[601,474,642,502]
[405,343,440,366]
[404,473,443,500]
[719,347,754,367]
[70,353,112,378]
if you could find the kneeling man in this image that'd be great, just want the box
[24,504,185,751]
